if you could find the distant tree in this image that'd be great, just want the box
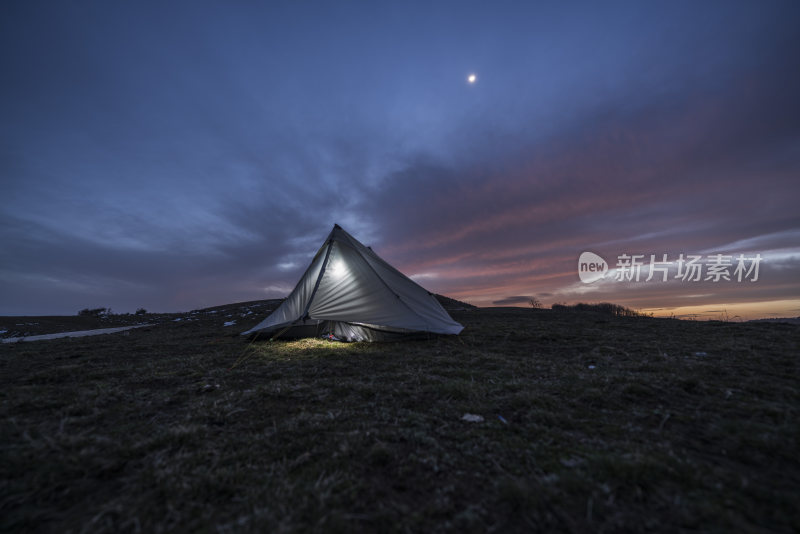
[78,307,106,317]
[135,308,147,315]
[529,297,543,309]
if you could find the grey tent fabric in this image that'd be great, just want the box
[242,225,464,341]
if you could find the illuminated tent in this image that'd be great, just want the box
[242,224,464,341]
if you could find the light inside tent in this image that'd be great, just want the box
[330,260,347,279]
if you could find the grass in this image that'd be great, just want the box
[1,304,798,532]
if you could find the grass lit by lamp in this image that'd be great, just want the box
[250,337,376,359]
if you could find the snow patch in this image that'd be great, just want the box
[1,324,151,343]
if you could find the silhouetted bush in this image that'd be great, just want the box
[551,302,644,317]
[135,308,147,315]
[78,307,113,317]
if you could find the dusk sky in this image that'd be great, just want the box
[2,1,799,319]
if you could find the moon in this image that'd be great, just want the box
[467,73,477,84]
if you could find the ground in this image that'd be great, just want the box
[1,303,798,533]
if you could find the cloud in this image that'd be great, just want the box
[492,296,536,306]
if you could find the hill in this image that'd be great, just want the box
[1,304,798,532]
[748,316,800,325]
[434,294,477,311]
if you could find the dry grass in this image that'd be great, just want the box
[1,304,798,532]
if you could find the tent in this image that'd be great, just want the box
[242,224,464,341]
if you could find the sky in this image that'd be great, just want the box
[1,1,799,319]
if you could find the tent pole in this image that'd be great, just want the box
[301,238,333,321]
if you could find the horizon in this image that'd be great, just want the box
[2,2,799,321]
[4,289,798,324]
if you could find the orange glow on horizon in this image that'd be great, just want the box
[443,293,799,321]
